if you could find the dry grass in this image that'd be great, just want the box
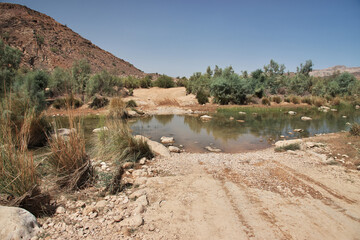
[156,98,180,106]
[48,115,94,190]
[108,97,128,119]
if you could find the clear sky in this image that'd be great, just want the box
[3,0,360,77]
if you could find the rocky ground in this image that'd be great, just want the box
[32,133,360,240]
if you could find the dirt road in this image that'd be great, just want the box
[140,147,360,240]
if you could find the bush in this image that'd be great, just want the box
[211,74,249,105]
[154,75,175,88]
[48,118,94,190]
[349,123,360,136]
[139,76,152,88]
[312,97,325,107]
[122,76,140,89]
[261,97,271,105]
[126,100,137,108]
[331,97,341,106]
[86,70,121,96]
[272,96,281,104]
[284,96,291,103]
[49,67,72,97]
[53,95,82,109]
[301,96,312,105]
[290,95,300,104]
[196,89,209,104]
[89,95,109,109]
[275,143,301,152]
[176,77,188,87]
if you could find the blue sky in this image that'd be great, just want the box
[3,0,360,77]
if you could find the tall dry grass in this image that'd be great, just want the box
[108,97,128,119]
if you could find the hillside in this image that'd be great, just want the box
[0,3,144,77]
[310,65,360,79]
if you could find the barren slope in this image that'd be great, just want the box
[0,3,144,76]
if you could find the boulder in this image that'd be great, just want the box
[293,129,303,133]
[0,206,40,240]
[120,215,143,228]
[301,116,312,121]
[160,136,175,144]
[275,139,304,150]
[92,126,109,133]
[236,120,245,123]
[134,135,171,157]
[288,111,296,115]
[205,146,222,152]
[229,116,234,120]
[168,146,181,153]
[55,128,76,138]
[331,109,337,112]
[318,106,330,112]
[200,115,212,121]
[356,105,360,110]
[238,112,246,115]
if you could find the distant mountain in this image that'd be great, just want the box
[0,3,144,77]
[310,65,360,79]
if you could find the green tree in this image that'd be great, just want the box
[154,75,175,88]
[297,60,313,76]
[72,59,91,95]
[49,67,72,96]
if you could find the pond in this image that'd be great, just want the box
[129,107,360,153]
[54,106,360,153]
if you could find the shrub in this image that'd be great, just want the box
[211,75,248,105]
[261,97,271,105]
[126,100,137,108]
[331,97,341,106]
[312,97,325,107]
[272,96,282,104]
[275,143,301,152]
[290,95,300,104]
[49,67,72,97]
[139,76,152,88]
[86,70,121,96]
[89,95,109,109]
[154,75,175,88]
[53,95,82,109]
[48,118,94,190]
[122,76,140,89]
[176,77,188,87]
[349,123,360,136]
[196,89,209,104]
[284,96,291,103]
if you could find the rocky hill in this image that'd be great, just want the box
[310,65,360,79]
[0,3,144,77]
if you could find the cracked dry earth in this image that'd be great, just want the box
[141,148,360,240]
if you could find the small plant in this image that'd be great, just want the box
[349,123,360,136]
[126,100,137,108]
[35,34,44,46]
[331,97,341,106]
[196,89,209,104]
[275,143,301,152]
[261,97,271,106]
[284,96,291,103]
[301,96,312,105]
[50,47,59,54]
[48,117,94,190]
[290,95,300,104]
[272,96,282,104]
[89,96,109,109]
[312,97,325,107]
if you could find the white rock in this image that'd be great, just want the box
[168,146,181,153]
[275,139,304,149]
[301,116,312,121]
[120,215,143,228]
[134,135,171,157]
[132,169,147,178]
[135,195,148,207]
[160,136,174,144]
[134,177,148,186]
[331,109,337,112]
[92,126,109,133]
[205,146,222,152]
[288,111,296,115]
[0,206,40,240]
[238,112,247,115]
[229,116,234,120]
[342,115,347,118]
[129,189,147,199]
[95,200,107,208]
[200,115,212,121]
[139,157,146,165]
[355,105,360,110]
[293,129,303,132]
[56,206,66,214]
[133,205,145,215]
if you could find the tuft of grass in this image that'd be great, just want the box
[312,97,326,107]
[108,97,128,119]
[156,98,180,106]
[284,96,291,103]
[89,96,109,109]
[48,116,94,190]
[290,95,301,104]
[261,97,271,106]
[271,96,282,104]
[92,120,153,164]
[301,96,312,105]
[349,123,360,136]
[275,143,301,152]
[126,100,137,108]
[53,95,82,109]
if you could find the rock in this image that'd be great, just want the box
[342,116,347,118]
[0,206,40,240]
[355,105,360,110]
[133,205,145,215]
[134,135,171,157]
[148,224,156,231]
[238,112,246,115]
[160,136,174,144]
[120,215,143,228]
[168,146,181,153]
[331,109,337,112]
[92,126,109,133]
[293,129,303,132]
[132,169,147,178]
[127,110,139,117]
[53,128,76,139]
[129,189,147,200]
[89,211,98,219]
[134,177,148,186]
[56,206,66,214]
[357,165,360,171]
[229,116,234,120]
[318,106,330,112]
[280,135,285,138]
[301,116,312,121]
[205,146,222,152]
[135,195,148,207]
[139,157,146,165]
[113,215,123,222]
[82,206,96,216]
[200,115,212,121]
[95,200,107,208]
[346,122,351,126]
[288,111,296,115]
[122,162,134,169]
[275,139,304,149]
[236,120,245,123]
[306,142,325,148]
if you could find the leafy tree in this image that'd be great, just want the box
[154,75,175,88]
[86,70,121,96]
[72,59,91,95]
[297,60,313,76]
[0,40,22,96]
[206,66,213,78]
[49,67,72,96]
[213,65,222,77]
[264,59,285,76]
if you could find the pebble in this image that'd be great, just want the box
[56,206,66,214]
